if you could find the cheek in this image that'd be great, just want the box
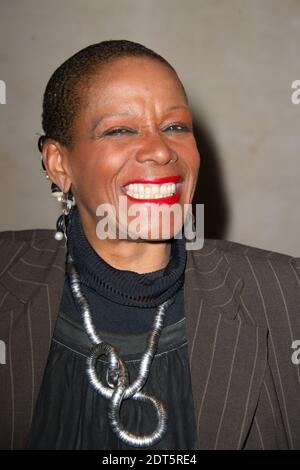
[182,148,200,199]
[184,145,200,178]
[71,147,126,197]
[191,150,200,170]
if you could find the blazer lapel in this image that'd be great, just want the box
[0,231,66,437]
[184,241,268,449]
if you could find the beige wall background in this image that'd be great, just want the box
[0,0,299,256]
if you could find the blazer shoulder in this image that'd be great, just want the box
[201,237,299,263]
[0,228,65,278]
[189,238,300,329]
[189,238,300,288]
[0,228,56,243]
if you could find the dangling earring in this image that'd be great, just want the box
[52,184,76,241]
[37,134,76,241]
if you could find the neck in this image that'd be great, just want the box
[66,205,187,308]
[78,209,172,274]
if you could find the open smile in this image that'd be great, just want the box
[121,176,182,204]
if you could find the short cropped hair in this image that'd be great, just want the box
[40,39,186,148]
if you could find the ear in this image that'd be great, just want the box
[42,140,72,193]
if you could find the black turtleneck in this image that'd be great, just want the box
[27,208,198,450]
[60,207,187,334]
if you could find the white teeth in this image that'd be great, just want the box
[124,182,177,199]
[153,185,159,195]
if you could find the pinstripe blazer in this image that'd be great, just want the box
[0,229,300,450]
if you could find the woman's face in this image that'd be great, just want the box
[61,56,200,240]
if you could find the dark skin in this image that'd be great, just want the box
[43,56,201,273]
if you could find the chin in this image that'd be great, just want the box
[125,223,184,241]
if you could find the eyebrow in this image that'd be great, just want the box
[91,105,190,131]
[167,105,190,112]
[91,112,133,130]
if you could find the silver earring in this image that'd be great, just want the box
[40,159,50,179]
[37,134,75,240]
[52,185,76,241]
[38,135,50,179]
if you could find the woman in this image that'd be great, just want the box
[0,40,300,450]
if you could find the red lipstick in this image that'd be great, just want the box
[122,176,182,205]
[123,175,181,185]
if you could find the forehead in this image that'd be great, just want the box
[83,56,187,106]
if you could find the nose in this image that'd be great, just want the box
[135,131,178,165]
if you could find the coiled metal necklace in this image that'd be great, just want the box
[67,252,174,448]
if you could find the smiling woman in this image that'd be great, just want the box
[41,49,199,266]
[1,40,300,451]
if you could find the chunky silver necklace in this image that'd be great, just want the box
[67,252,174,448]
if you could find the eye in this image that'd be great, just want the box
[164,123,191,133]
[103,127,136,137]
